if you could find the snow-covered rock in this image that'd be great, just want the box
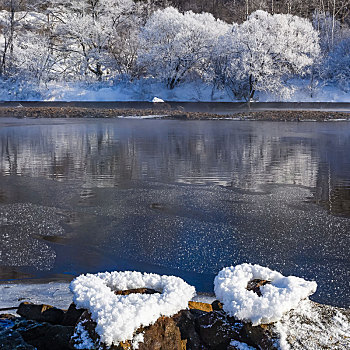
[274,299,350,350]
[70,271,196,346]
[214,264,317,325]
[151,97,165,103]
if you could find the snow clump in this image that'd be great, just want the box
[214,264,317,325]
[70,271,196,346]
[152,97,165,103]
[71,319,95,350]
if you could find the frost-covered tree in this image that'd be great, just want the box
[312,10,347,54]
[55,0,143,81]
[106,0,145,77]
[0,0,28,76]
[218,10,320,100]
[138,7,229,89]
[14,29,57,83]
[323,37,350,92]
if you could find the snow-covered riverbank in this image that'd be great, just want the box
[1,80,350,103]
[0,277,349,349]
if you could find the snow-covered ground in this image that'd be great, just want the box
[274,299,350,350]
[1,79,349,102]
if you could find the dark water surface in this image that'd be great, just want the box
[0,118,349,307]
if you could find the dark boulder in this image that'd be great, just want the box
[211,300,223,311]
[62,303,85,326]
[17,302,65,324]
[14,319,74,350]
[196,310,242,350]
[173,310,204,350]
[0,328,35,350]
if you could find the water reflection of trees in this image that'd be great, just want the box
[0,121,349,215]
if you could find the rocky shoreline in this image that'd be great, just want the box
[0,106,350,121]
[1,288,349,349]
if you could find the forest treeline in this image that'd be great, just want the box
[2,0,350,24]
[144,0,350,24]
[0,0,349,100]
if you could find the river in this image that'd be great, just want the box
[0,117,349,307]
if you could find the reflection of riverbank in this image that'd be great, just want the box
[0,106,350,121]
[0,118,349,216]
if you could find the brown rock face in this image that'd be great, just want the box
[115,288,159,296]
[188,301,213,313]
[138,316,182,350]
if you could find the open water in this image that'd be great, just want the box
[0,117,349,307]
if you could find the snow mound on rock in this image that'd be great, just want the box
[70,271,196,346]
[214,264,317,325]
[152,97,165,103]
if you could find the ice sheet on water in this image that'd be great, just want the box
[0,282,72,312]
[0,203,65,270]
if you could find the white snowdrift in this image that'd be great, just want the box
[116,115,165,119]
[214,264,317,325]
[70,271,196,346]
[152,97,165,103]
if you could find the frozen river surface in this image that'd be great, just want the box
[0,118,349,307]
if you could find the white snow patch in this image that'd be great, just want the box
[230,340,256,350]
[72,320,95,350]
[273,299,350,349]
[70,271,196,346]
[116,115,165,119]
[191,294,216,304]
[152,97,165,103]
[214,264,317,325]
[131,332,144,349]
[2,77,350,103]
